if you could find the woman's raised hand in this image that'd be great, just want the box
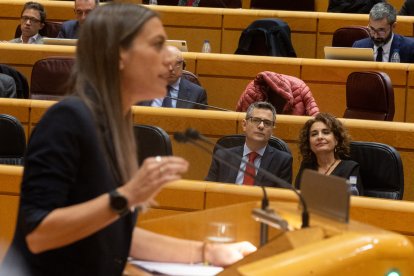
[119,156,189,208]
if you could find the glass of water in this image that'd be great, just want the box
[205,222,236,244]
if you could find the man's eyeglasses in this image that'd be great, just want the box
[75,9,93,16]
[247,117,275,128]
[21,16,41,24]
[367,25,390,36]
[172,60,184,69]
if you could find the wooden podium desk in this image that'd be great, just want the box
[138,201,414,275]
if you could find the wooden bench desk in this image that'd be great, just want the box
[1,44,413,122]
[2,0,414,59]
[2,98,414,200]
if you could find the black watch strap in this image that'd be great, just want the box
[109,190,129,217]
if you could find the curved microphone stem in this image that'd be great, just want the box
[174,132,271,245]
[183,128,310,229]
[166,96,230,111]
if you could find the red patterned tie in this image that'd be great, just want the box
[243,152,258,185]
[187,0,194,6]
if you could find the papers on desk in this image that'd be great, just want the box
[130,260,223,276]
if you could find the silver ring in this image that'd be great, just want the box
[155,156,162,163]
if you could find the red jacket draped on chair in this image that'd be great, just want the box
[236,71,320,116]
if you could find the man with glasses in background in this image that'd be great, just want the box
[352,2,414,63]
[8,2,45,44]
[206,101,292,186]
[138,45,208,109]
[57,0,98,39]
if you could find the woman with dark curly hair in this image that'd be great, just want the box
[295,113,363,195]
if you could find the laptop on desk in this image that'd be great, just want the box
[43,38,78,46]
[324,46,374,61]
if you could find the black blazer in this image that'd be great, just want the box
[205,145,293,187]
[1,97,137,275]
[57,20,79,39]
[399,0,414,15]
[138,78,207,109]
[328,0,383,13]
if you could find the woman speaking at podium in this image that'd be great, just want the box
[0,4,255,275]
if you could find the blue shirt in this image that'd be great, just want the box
[151,78,181,108]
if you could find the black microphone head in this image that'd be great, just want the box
[185,128,201,140]
[173,132,188,143]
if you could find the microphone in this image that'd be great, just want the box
[176,128,310,230]
[174,131,276,245]
[165,96,230,111]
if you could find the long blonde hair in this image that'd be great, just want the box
[69,4,158,183]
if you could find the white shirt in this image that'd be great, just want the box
[12,33,43,44]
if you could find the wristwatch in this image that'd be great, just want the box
[109,190,129,217]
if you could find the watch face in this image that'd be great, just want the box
[113,196,127,210]
[110,191,128,215]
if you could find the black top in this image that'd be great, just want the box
[1,97,137,276]
[399,0,414,15]
[328,0,384,13]
[295,159,363,195]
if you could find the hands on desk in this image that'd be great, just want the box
[205,241,257,267]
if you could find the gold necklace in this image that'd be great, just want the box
[323,159,337,175]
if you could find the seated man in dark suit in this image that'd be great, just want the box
[57,0,98,39]
[352,2,414,63]
[138,46,208,109]
[205,101,293,187]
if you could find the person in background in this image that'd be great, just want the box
[327,0,384,13]
[399,0,414,15]
[295,113,363,196]
[178,0,200,6]
[0,4,256,275]
[138,45,208,109]
[352,2,414,63]
[57,0,98,39]
[206,101,293,186]
[9,1,45,44]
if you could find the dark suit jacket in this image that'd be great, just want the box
[399,0,414,15]
[138,78,207,109]
[205,145,293,187]
[328,0,383,13]
[352,33,414,63]
[0,73,17,98]
[57,20,79,39]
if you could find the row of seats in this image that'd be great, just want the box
[0,57,200,100]
[0,112,173,167]
[1,99,413,200]
[141,0,315,10]
[0,113,404,200]
[1,56,396,122]
[4,2,412,58]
